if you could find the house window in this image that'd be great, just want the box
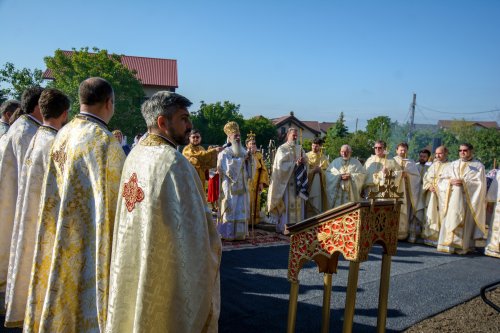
[281,127,286,135]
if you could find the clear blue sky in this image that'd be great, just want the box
[1,0,499,131]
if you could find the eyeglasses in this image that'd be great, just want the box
[373,147,383,150]
[458,149,469,152]
[191,136,201,139]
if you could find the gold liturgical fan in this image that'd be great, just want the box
[286,170,403,333]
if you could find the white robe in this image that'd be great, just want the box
[4,126,57,327]
[363,155,400,198]
[24,114,125,333]
[0,120,10,138]
[485,171,500,258]
[217,145,250,240]
[326,157,366,208]
[0,114,40,308]
[267,142,307,232]
[393,156,421,241]
[437,159,486,254]
[421,161,449,246]
[306,151,329,217]
[106,133,221,333]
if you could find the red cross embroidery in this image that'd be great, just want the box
[122,173,145,212]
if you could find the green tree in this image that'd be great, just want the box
[366,116,392,143]
[302,138,313,152]
[190,101,244,145]
[0,62,44,100]
[241,115,277,149]
[348,130,373,161]
[438,120,500,168]
[44,47,145,141]
[407,129,435,159]
[473,128,500,169]
[323,130,373,162]
[0,89,8,104]
[330,112,349,138]
[323,131,344,159]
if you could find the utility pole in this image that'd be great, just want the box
[407,93,416,142]
[355,118,358,132]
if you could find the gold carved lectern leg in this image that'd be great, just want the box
[321,273,333,333]
[376,254,392,333]
[287,281,299,333]
[342,261,360,333]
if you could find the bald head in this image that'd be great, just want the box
[79,77,114,106]
[79,77,115,123]
[434,145,448,162]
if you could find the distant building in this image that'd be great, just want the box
[437,120,499,131]
[272,111,335,143]
[42,51,178,98]
[414,123,439,133]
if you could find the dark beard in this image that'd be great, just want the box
[169,125,190,145]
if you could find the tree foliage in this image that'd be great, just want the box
[242,116,278,149]
[366,115,392,143]
[0,89,7,105]
[190,101,244,145]
[0,62,44,100]
[438,120,500,168]
[329,112,349,138]
[324,130,372,162]
[408,129,435,158]
[44,47,145,141]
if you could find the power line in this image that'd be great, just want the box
[416,105,432,122]
[417,103,500,115]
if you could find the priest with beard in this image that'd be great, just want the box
[326,144,366,208]
[421,146,450,246]
[267,127,308,233]
[393,142,421,241]
[182,129,221,192]
[217,121,251,240]
[106,91,221,333]
[437,143,486,255]
[363,140,400,198]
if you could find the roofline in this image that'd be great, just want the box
[274,116,321,135]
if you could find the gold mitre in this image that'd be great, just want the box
[245,131,256,144]
[224,121,240,136]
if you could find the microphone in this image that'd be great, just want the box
[222,142,232,149]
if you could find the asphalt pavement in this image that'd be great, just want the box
[219,242,500,332]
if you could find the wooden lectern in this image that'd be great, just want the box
[286,199,401,333]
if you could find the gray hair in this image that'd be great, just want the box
[141,91,192,129]
[287,127,298,133]
[341,144,352,152]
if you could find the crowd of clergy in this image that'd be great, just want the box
[186,123,499,261]
[0,79,498,333]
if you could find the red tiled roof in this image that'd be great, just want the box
[438,120,498,129]
[43,50,178,88]
[319,122,335,133]
[271,115,289,125]
[302,121,321,132]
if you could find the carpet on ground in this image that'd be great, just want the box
[222,229,289,251]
